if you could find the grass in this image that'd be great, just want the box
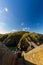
[0,31,43,51]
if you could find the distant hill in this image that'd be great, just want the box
[0,31,43,52]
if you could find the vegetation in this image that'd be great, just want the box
[0,31,43,51]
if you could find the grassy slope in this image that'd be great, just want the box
[0,31,26,46]
[0,31,43,51]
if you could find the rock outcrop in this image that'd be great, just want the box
[0,42,18,65]
[0,42,36,65]
[0,42,43,65]
[23,44,43,65]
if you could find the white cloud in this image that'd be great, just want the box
[21,22,24,26]
[4,8,8,12]
[0,22,6,25]
[0,22,7,34]
[11,29,17,32]
[0,22,17,34]
[0,8,3,13]
[22,27,30,31]
[0,22,10,34]
[0,7,8,14]
[0,22,30,34]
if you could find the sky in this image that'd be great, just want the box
[0,0,43,34]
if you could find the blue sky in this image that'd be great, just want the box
[0,0,43,34]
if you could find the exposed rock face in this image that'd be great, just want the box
[0,42,18,65]
[23,44,43,65]
[0,42,43,65]
[0,42,36,65]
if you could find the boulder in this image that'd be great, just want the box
[0,42,18,65]
[23,44,43,65]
